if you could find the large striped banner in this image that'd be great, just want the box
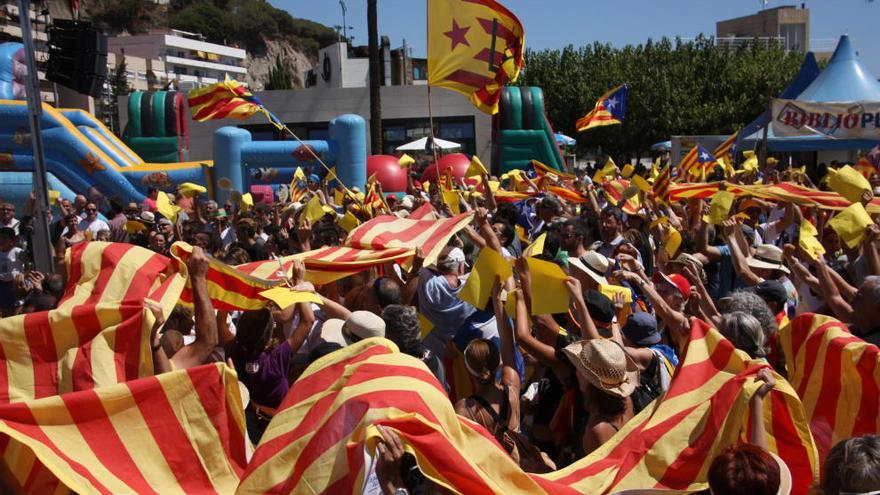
[780,313,880,461]
[0,363,247,494]
[238,319,818,494]
[667,181,880,214]
[0,242,184,404]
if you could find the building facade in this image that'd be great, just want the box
[302,40,427,90]
[108,29,247,91]
[716,5,810,52]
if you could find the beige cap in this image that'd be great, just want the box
[325,310,386,345]
[568,251,610,285]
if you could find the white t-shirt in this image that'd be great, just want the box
[0,218,20,235]
[0,247,24,282]
[76,218,110,238]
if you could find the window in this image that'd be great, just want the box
[173,66,187,75]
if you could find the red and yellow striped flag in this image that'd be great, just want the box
[236,320,818,494]
[427,0,525,114]
[780,313,880,461]
[601,179,640,215]
[713,131,738,161]
[0,363,248,494]
[653,165,672,203]
[186,77,263,122]
[532,159,575,181]
[0,242,184,404]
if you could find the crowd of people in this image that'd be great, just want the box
[2,155,880,494]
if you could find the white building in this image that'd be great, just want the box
[108,29,247,91]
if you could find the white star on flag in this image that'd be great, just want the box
[700,152,712,161]
[605,97,617,110]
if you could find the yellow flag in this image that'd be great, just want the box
[259,287,323,310]
[338,210,361,232]
[799,220,825,260]
[705,190,735,225]
[48,190,61,205]
[466,155,488,177]
[305,196,329,223]
[459,248,513,309]
[621,164,634,178]
[124,220,147,234]
[241,193,254,212]
[592,157,618,183]
[524,257,570,315]
[326,167,338,182]
[600,284,633,304]
[178,182,207,198]
[828,202,873,249]
[487,180,500,193]
[418,312,435,340]
[665,225,682,258]
[741,150,759,173]
[398,154,415,169]
[632,175,650,193]
[827,165,872,204]
[515,224,528,243]
[523,233,545,257]
[156,191,181,223]
[441,188,460,214]
[427,0,525,114]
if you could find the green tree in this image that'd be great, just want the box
[106,55,132,134]
[519,36,803,160]
[264,55,292,90]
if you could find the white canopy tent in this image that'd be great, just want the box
[395,136,462,151]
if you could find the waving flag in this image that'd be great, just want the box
[713,131,739,162]
[576,84,628,132]
[0,242,183,404]
[186,77,268,122]
[678,145,719,180]
[427,0,526,114]
[653,164,672,203]
[0,364,248,494]
[780,313,880,461]
[236,320,817,494]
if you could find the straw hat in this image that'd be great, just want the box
[561,339,639,398]
[746,244,790,274]
[568,251,610,285]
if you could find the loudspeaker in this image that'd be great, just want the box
[46,19,108,97]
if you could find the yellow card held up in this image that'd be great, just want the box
[179,182,207,197]
[398,153,415,169]
[524,257,570,315]
[441,188,460,214]
[632,175,650,193]
[156,191,181,223]
[305,195,330,223]
[338,210,361,232]
[799,220,825,260]
[705,190,735,225]
[827,165,872,204]
[259,287,323,310]
[523,233,546,257]
[600,284,633,303]
[459,247,513,310]
[828,202,873,249]
[665,226,682,258]
[467,156,488,177]
[241,193,254,212]
[48,190,61,205]
[621,164,635,178]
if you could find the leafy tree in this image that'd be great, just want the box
[264,55,292,90]
[105,54,131,133]
[519,36,803,159]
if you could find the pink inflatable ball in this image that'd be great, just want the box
[367,155,409,193]
[420,153,478,184]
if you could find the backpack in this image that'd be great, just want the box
[630,350,666,413]
[468,386,557,473]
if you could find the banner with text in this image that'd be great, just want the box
[771,99,880,140]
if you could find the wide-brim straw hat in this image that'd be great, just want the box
[562,339,639,398]
[746,244,790,274]
[568,251,610,285]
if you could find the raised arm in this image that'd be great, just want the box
[616,269,690,347]
[492,278,520,390]
[721,218,762,286]
[813,255,853,322]
[171,247,219,369]
[564,277,600,341]
[749,369,775,450]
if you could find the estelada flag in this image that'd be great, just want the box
[427,0,525,114]
[576,84,628,132]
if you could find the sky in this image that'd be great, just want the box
[274,0,880,76]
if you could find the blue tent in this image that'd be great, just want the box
[740,35,880,152]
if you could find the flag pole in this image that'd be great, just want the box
[425,0,442,183]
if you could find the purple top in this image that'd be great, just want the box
[227,340,293,409]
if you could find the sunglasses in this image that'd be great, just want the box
[86,208,97,212]
[1,207,13,211]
